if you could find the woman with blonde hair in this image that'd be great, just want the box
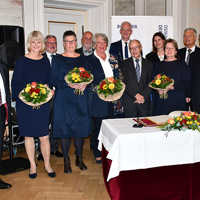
[12,31,56,179]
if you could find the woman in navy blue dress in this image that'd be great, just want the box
[153,39,191,115]
[12,31,55,178]
[51,31,91,173]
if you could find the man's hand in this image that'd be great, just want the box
[134,93,145,104]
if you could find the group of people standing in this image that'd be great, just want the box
[1,20,200,188]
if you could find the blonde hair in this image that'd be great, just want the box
[27,31,45,53]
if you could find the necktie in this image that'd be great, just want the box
[50,54,54,66]
[186,48,192,65]
[135,59,140,82]
[124,42,128,59]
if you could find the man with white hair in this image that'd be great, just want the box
[109,21,133,62]
[178,27,200,112]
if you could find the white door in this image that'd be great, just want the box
[44,7,87,53]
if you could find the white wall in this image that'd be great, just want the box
[187,0,200,36]
[0,0,23,26]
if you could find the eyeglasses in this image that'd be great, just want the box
[63,40,77,44]
[47,42,57,45]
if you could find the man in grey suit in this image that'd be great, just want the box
[120,40,153,117]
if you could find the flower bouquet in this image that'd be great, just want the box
[19,82,53,108]
[65,67,93,95]
[160,111,200,132]
[149,74,174,99]
[97,77,125,102]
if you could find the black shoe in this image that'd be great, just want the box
[52,151,63,158]
[0,179,12,189]
[37,153,44,161]
[96,159,102,164]
[75,156,87,170]
[64,157,72,173]
[46,171,56,178]
[29,173,37,179]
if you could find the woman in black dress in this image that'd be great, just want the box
[12,31,55,178]
[146,32,166,65]
[153,39,191,115]
[51,31,91,173]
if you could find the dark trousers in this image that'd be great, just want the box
[0,105,6,162]
[49,97,60,153]
[91,117,103,158]
[61,138,84,159]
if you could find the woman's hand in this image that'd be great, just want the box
[68,83,87,92]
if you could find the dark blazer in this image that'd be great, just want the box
[109,40,123,63]
[146,51,161,64]
[75,47,84,56]
[119,57,153,117]
[178,46,200,112]
[0,62,11,135]
[86,54,118,118]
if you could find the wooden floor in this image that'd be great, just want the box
[0,138,110,200]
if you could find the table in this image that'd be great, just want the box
[98,117,200,200]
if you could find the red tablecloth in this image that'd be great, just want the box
[102,146,200,200]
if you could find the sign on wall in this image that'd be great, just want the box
[111,16,173,56]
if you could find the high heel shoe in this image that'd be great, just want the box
[75,155,87,170]
[46,171,56,178]
[64,157,72,173]
[29,173,37,179]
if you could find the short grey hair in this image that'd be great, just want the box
[94,33,109,46]
[129,39,142,48]
[120,21,132,31]
[184,27,197,37]
[44,34,57,43]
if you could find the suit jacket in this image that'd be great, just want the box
[75,47,84,56]
[146,51,161,64]
[109,40,123,63]
[119,57,153,117]
[0,62,11,134]
[178,47,200,110]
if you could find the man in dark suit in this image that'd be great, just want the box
[120,40,153,117]
[0,62,12,189]
[178,28,200,112]
[37,35,63,160]
[76,31,94,56]
[109,21,133,62]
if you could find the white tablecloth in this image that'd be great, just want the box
[98,117,200,181]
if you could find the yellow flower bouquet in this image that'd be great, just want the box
[65,67,93,95]
[97,77,125,102]
[160,111,200,132]
[149,74,174,99]
[19,82,53,108]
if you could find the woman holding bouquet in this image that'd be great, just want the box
[12,31,56,178]
[50,31,91,173]
[153,39,191,115]
[87,33,118,163]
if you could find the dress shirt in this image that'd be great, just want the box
[82,46,93,56]
[94,50,114,78]
[0,73,6,105]
[46,52,56,65]
[122,40,131,60]
[185,45,195,63]
[132,57,142,77]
